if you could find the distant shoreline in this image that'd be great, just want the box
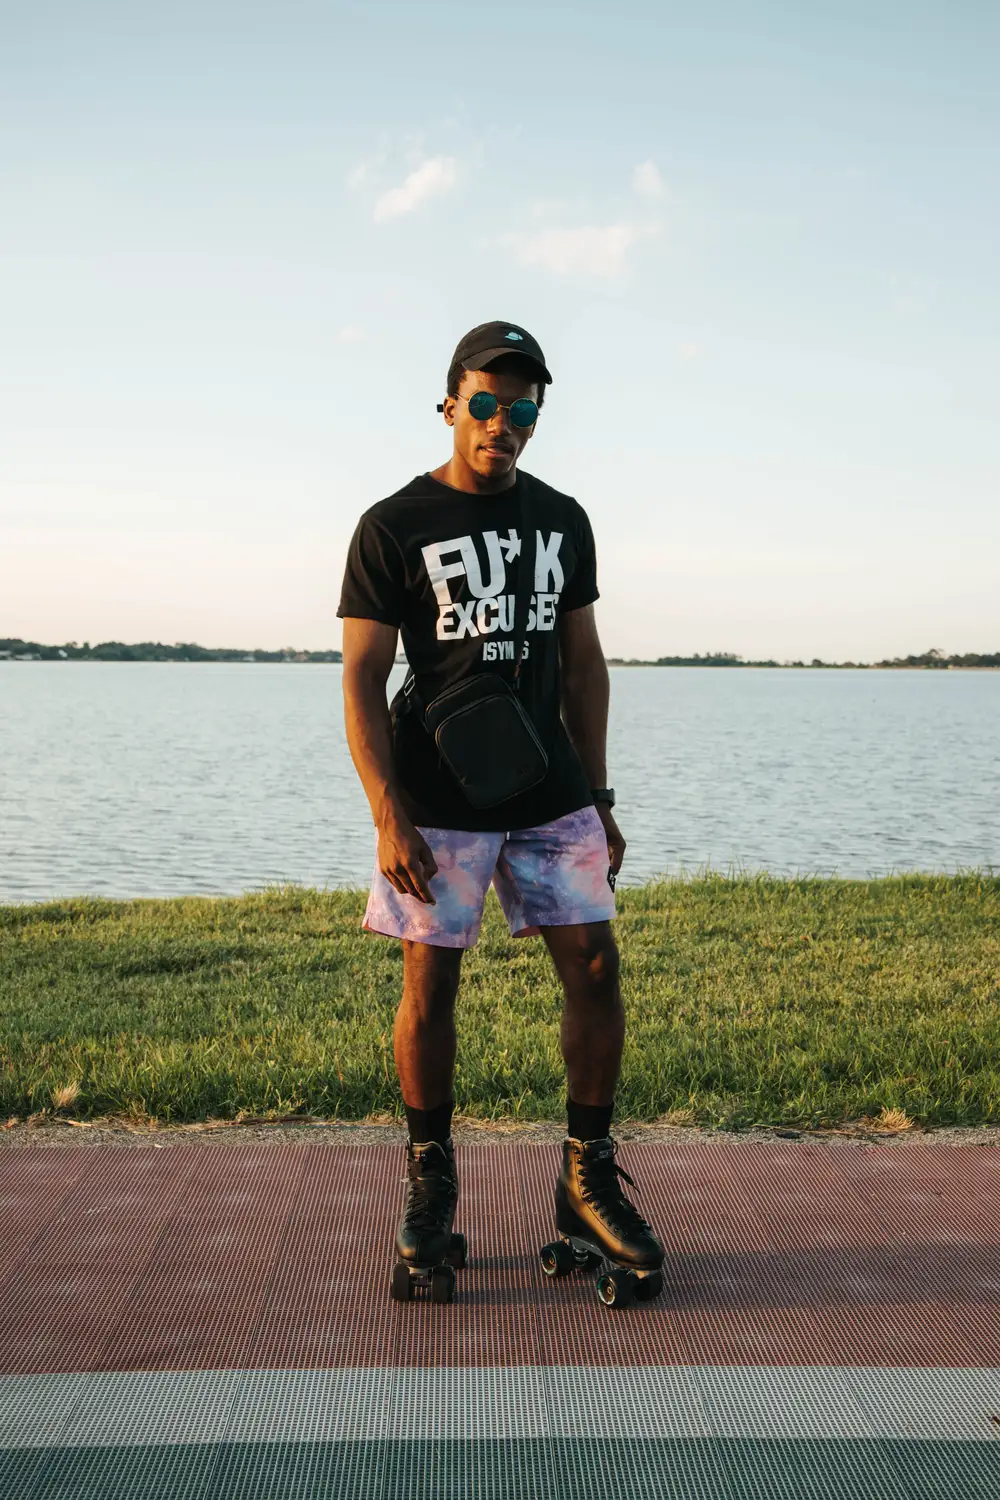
[607,661,1000,671]
[2,640,999,671]
[5,658,1000,671]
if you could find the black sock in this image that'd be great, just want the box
[404,1099,454,1147]
[567,1097,614,1143]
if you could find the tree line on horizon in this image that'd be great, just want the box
[3,640,999,670]
[600,647,1000,669]
[0,639,343,663]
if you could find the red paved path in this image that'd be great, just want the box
[0,1140,996,1376]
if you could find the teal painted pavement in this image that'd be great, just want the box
[2,1435,1000,1500]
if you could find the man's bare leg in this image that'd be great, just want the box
[541,920,624,1111]
[394,940,463,1113]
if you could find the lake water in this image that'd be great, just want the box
[2,663,997,903]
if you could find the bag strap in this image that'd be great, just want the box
[510,478,535,692]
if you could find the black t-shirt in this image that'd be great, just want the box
[338,469,599,831]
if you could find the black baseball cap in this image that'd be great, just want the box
[451,321,553,385]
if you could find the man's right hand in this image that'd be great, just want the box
[377,807,438,904]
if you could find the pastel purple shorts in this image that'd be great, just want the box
[363,804,617,949]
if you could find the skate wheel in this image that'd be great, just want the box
[445,1232,468,1270]
[390,1263,414,1303]
[540,1240,576,1279]
[634,1269,664,1302]
[596,1263,637,1309]
[430,1265,456,1304]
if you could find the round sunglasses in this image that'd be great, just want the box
[436,391,539,428]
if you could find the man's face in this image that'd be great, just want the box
[442,364,539,482]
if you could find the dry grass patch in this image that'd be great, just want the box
[872,1107,917,1133]
[51,1080,82,1111]
[657,1108,697,1127]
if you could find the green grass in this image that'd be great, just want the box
[1,875,998,1129]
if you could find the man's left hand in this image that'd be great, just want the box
[595,802,626,876]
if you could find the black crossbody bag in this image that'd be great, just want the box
[400,489,549,810]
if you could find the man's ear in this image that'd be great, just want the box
[438,396,457,428]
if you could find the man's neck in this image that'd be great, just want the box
[429,455,518,495]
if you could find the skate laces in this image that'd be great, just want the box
[403,1143,456,1233]
[579,1141,653,1237]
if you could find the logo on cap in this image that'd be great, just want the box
[505,330,523,341]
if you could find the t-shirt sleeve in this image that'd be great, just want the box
[337,511,406,626]
[560,503,599,611]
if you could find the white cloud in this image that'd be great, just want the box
[337,325,365,342]
[373,156,457,221]
[507,224,640,278]
[632,160,665,200]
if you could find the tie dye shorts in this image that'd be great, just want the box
[363,804,617,949]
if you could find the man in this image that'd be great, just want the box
[339,321,664,1307]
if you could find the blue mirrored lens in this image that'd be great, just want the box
[510,399,538,428]
[467,391,499,420]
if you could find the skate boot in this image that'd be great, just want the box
[539,1136,665,1309]
[390,1138,467,1304]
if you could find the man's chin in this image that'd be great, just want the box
[475,450,516,478]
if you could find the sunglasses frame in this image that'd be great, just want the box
[434,391,539,428]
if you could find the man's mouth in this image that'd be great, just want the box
[480,444,513,458]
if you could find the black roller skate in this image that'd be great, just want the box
[539,1136,664,1309]
[390,1138,468,1304]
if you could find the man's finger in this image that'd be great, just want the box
[389,863,422,901]
[407,858,436,905]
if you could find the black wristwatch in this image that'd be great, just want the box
[591,787,616,807]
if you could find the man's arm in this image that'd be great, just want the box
[558,604,626,875]
[341,617,438,903]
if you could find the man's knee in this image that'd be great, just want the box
[401,940,462,1014]
[563,928,620,995]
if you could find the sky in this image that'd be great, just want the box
[2,0,998,661]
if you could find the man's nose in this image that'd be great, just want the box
[487,406,512,435]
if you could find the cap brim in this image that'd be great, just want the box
[462,347,552,384]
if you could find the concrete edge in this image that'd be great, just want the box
[2,1118,998,1150]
